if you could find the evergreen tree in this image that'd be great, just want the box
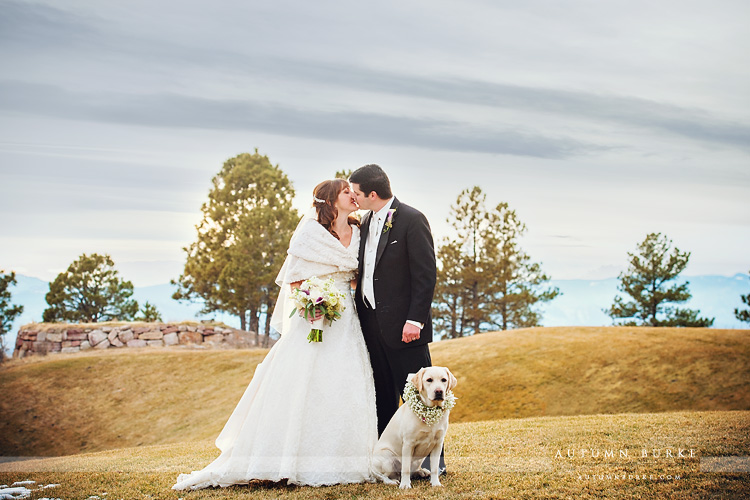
[483,202,560,331]
[172,150,298,336]
[43,254,138,323]
[432,186,559,335]
[606,233,714,327]
[432,239,468,338]
[136,301,163,322]
[0,270,24,360]
[449,186,492,333]
[735,270,750,323]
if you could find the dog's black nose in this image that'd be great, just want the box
[433,390,444,400]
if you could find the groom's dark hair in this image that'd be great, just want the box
[349,164,393,199]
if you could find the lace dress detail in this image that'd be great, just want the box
[173,223,377,490]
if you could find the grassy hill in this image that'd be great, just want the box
[1,326,748,458]
[434,326,750,421]
[1,411,748,499]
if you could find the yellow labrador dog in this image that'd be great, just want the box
[371,366,457,489]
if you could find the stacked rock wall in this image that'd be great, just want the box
[13,322,265,359]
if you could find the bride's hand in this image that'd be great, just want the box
[290,282,324,322]
[306,306,324,323]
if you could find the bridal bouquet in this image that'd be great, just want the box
[289,277,346,342]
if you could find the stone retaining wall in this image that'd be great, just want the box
[13,322,266,358]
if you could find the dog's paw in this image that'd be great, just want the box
[431,479,443,487]
[415,467,430,478]
[399,480,412,489]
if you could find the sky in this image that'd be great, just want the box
[1,0,749,287]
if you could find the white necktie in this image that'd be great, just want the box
[364,214,381,308]
[370,214,381,241]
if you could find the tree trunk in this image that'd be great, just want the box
[500,277,508,330]
[263,297,273,347]
[502,302,508,331]
[247,306,259,346]
[472,280,479,334]
[459,307,466,338]
[451,295,458,338]
[249,307,258,332]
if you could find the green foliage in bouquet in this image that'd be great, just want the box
[289,277,346,342]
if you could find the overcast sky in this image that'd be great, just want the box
[1,0,748,286]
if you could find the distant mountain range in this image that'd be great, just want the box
[6,274,240,334]
[541,274,749,329]
[4,273,749,353]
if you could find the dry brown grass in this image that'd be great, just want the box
[2,327,749,459]
[432,326,750,422]
[1,411,748,499]
[0,347,268,456]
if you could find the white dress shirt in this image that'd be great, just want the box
[362,198,394,309]
[362,198,423,330]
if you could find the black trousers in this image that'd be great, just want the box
[359,302,446,471]
[359,302,431,434]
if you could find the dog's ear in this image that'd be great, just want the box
[410,368,426,392]
[445,367,457,391]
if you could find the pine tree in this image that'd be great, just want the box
[432,240,468,338]
[172,150,298,336]
[449,186,492,333]
[432,186,559,335]
[606,233,714,327]
[0,270,24,359]
[42,254,138,323]
[735,270,750,323]
[136,302,162,322]
[483,202,559,331]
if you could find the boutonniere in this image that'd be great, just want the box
[383,208,397,234]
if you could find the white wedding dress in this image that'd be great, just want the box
[173,217,378,490]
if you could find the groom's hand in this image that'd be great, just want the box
[402,322,421,343]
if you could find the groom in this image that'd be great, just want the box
[350,164,444,472]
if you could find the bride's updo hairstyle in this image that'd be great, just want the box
[313,179,360,240]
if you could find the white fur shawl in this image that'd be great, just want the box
[270,217,359,336]
[275,217,360,286]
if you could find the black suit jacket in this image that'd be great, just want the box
[355,198,436,350]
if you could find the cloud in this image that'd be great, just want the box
[0,0,97,49]
[248,56,750,150]
[0,143,208,218]
[2,1,747,154]
[337,71,750,150]
[0,80,598,158]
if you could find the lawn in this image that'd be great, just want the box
[2,326,748,498]
[1,410,748,499]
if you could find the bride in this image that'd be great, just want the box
[173,179,377,490]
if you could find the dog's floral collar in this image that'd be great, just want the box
[403,381,456,426]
